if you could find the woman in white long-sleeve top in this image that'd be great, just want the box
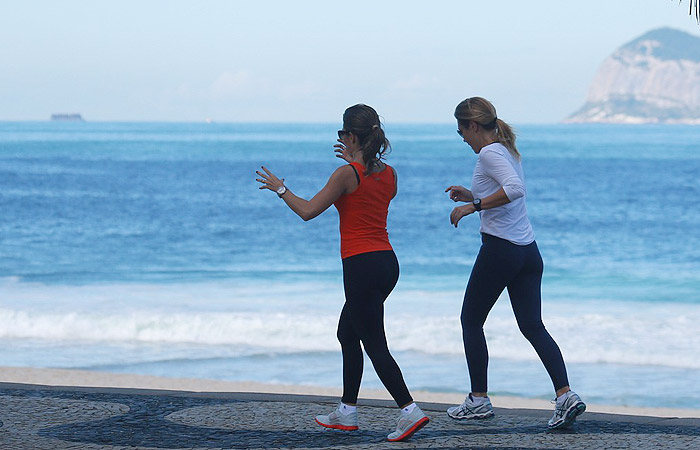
[444,97,586,430]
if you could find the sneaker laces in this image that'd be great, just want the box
[456,396,473,413]
[551,398,568,416]
[455,396,480,415]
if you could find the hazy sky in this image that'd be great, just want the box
[1,1,699,123]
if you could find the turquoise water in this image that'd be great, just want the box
[1,122,698,409]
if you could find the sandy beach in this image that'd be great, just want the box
[1,365,697,419]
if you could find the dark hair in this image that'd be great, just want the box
[454,97,519,159]
[342,104,391,173]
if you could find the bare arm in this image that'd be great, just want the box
[445,185,474,202]
[256,165,357,221]
[480,187,511,209]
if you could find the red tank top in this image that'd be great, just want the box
[334,162,395,259]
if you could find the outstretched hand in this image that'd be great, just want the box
[445,185,474,203]
[334,140,353,162]
[255,166,284,193]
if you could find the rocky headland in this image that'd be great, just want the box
[566,28,700,124]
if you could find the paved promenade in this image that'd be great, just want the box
[1,382,698,449]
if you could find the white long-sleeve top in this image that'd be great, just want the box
[471,143,535,245]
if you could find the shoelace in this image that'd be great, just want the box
[550,399,568,416]
[457,403,479,415]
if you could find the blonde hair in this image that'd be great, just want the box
[454,97,519,159]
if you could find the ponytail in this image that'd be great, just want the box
[361,124,390,173]
[455,97,520,159]
[343,104,391,174]
[495,118,519,159]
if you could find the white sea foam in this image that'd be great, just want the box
[384,299,700,370]
[0,309,338,350]
[1,278,699,370]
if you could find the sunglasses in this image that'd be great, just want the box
[457,121,471,137]
[338,130,351,139]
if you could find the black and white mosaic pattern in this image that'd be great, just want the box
[0,384,698,449]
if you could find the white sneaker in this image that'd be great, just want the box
[447,393,494,420]
[315,404,358,431]
[548,391,586,429]
[386,405,429,442]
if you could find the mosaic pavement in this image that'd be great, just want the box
[0,382,698,449]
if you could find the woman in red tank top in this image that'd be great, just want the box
[256,104,428,442]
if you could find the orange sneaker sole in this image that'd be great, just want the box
[387,416,429,442]
[315,418,358,431]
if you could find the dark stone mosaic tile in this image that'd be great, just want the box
[1,386,698,450]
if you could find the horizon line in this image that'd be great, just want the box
[0,119,647,127]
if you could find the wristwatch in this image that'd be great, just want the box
[473,198,482,211]
[276,185,288,198]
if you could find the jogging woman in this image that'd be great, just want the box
[445,97,586,430]
[256,104,429,442]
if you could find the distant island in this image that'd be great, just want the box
[566,28,700,124]
[51,113,85,122]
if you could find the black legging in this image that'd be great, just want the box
[462,233,570,393]
[338,250,413,407]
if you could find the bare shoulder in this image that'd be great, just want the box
[330,164,360,193]
[332,164,357,179]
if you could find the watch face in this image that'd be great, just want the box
[276,186,286,195]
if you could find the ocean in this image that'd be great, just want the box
[1,121,698,410]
